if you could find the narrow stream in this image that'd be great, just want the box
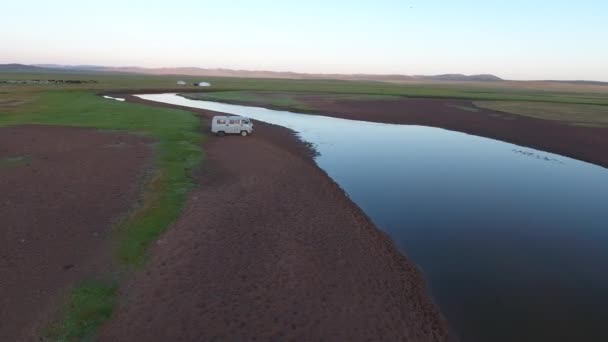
[135,93,608,341]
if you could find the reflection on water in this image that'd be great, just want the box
[135,93,608,342]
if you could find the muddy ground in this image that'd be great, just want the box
[0,125,152,341]
[99,95,451,341]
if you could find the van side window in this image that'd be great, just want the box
[242,120,250,124]
[217,119,226,124]
[229,120,238,124]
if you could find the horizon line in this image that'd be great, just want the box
[5,62,608,84]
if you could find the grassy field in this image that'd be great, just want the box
[475,101,608,127]
[204,79,608,105]
[1,77,203,341]
[4,71,608,105]
[2,70,608,340]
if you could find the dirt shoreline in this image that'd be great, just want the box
[0,125,152,341]
[98,93,452,341]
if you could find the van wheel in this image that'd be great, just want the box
[217,131,225,137]
[240,131,248,137]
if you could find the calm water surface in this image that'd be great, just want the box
[136,94,608,341]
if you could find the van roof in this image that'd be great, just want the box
[213,115,249,119]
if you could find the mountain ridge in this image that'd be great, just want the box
[2,63,607,84]
[2,63,504,82]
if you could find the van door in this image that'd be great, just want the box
[228,118,241,134]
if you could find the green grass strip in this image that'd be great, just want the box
[45,281,117,342]
[0,155,31,168]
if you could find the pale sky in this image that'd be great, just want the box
[2,0,607,80]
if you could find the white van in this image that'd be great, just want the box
[211,115,254,136]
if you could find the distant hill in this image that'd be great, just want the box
[419,74,504,82]
[1,63,504,82]
[0,63,107,74]
[93,66,505,82]
[0,63,62,73]
[35,64,109,71]
[4,63,606,85]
